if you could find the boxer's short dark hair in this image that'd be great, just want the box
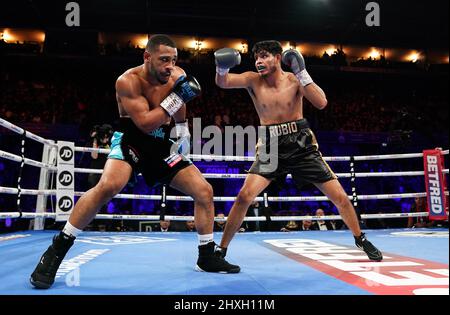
[146,34,177,52]
[252,40,283,57]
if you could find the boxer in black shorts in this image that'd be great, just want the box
[214,41,383,269]
[30,35,239,289]
[249,119,337,187]
[109,117,193,187]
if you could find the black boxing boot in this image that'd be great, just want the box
[214,245,227,259]
[354,232,383,262]
[196,242,240,274]
[30,232,75,289]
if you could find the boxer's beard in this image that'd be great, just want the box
[150,66,170,85]
[157,74,170,85]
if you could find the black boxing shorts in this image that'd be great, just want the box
[248,119,337,188]
[108,117,192,187]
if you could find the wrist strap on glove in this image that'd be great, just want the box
[216,67,230,76]
[296,69,314,87]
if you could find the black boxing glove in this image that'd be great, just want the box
[160,75,201,116]
[215,48,241,76]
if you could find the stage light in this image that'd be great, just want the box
[367,49,381,59]
[235,42,248,54]
[325,47,336,56]
[2,29,14,43]
[406,51,421,63]
[282,42,291,52]
[137,36,148,49]
[190,39,204,50]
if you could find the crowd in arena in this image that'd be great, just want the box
[1,55,447,138]
[1,40,448,233]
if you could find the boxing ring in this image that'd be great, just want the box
[0,117,449,295]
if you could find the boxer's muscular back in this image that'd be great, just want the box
[247,72,303,126]
[116,65,184,126]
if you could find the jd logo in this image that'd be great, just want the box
[59,196,73,212]
[59,146,74,161]
[58,171,73,186]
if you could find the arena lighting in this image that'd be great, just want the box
[282,42,298,52]
[236,42,248,54]
[367,49,381,59]
[1,28,45,44]
[137,35,148,49]
[406,51,421,63]
[37,32,45,43]
[325,47,337,56]
[2,29,14,43]
[282,42,291,52]
[190,39,204,50]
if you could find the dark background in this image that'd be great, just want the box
[1,0,448,49]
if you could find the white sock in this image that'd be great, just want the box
[62,221,83,238]
[198,233,214,246]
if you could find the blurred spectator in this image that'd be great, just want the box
[83,124,114,230]
[155,220,172,232]
[312,209,335,231]
[368,211,389,229]
[214,213,226,232]
[300,219,318,231]
[281,220,300,232]
[87,124,113,189]
[407,197,435,228]
[240,201,261,232]
[184,220,196,232]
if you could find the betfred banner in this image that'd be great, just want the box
[423,150,448,221]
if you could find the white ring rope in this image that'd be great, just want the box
[1,186,442,202]
[1,151,447,179]
[74,146,449,162]
[1,118,448,225]
[0,211,431,221]
[73,167,449,178]
[1,117,448,162]
[188,153,438,162]
[0,149,57,171]
[0,118,56,147]
[0,212,57,219]
[0,187,56,196]
[75,146,111,155]
[78,191,434,202]
[0,212,433,221]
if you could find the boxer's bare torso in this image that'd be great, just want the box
[244,71,303,125]
[116,64,185,125]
